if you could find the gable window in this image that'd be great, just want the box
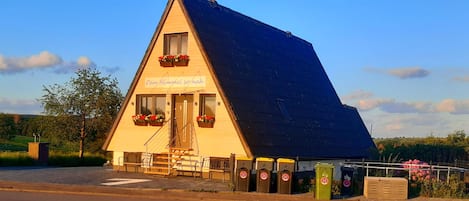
[199,94,216,117]
[164,32,188,55]
[136,94,166,115]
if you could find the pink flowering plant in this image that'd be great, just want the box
[402,159,431,182]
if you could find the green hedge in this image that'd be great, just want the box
[0,151,108,167]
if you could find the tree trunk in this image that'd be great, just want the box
[79,113,86,159]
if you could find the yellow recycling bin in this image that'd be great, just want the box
[235,157,253,192]
[315,163,334,200]
[256,157,274,193]
[277,158,295,194]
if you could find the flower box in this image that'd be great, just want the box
[134,121,148,126]
[174,55,189,66]
[196,115,215,128]
[147,114,165,126]
[159,55,175,67]
[132,114,148,126]
[174,60,189,66]
[159,61,174,67]
[149,121,163,126]
[197,121,214,128]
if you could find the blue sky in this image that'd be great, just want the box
[1,0,469,138]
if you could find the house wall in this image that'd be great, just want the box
[106,0,247,164]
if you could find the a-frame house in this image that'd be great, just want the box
[103,0,375,177]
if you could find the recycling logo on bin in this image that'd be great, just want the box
[239,170,248,179]
[343,174,351,187]
[259,170,269,180]
[320,173,329,185]
[281,172,290,182]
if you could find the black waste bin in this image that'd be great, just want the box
[341,166,354,197]
[256,157,274,193]
[277,158,295,194]
[235,157,253,192]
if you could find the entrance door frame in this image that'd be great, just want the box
[171,94,194,149]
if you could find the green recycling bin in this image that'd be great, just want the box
[235,157,253,192]
[315,163,334,200]
[256,157,274,193]
[277,158,295,194]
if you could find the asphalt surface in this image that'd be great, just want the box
[0,166,467,201]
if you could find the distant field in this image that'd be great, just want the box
[0,135,35,152]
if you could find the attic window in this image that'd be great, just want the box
[164,32,188,55]
[276,99,292,121]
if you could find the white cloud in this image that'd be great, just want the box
[0,97,42,114]
[364,67,430,79]
[0,51,62,73]
[0,52,98,74]
[452,76,469,82]
[436,99,469,114]
[53,56,96,74]
[341,90,373,101]
[357,98,393,111]
[77,56,92,66]
[387,67,430,79]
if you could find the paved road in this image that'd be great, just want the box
[0,166,229,191]
[0,190,167,201]
[0,167,467,201]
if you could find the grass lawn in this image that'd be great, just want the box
[0,135,35,151]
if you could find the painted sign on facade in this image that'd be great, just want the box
[145,76,206,88]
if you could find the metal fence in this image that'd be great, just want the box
[344,161,467,183]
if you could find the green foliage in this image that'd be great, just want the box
[0,135,34,151]
[374,130,469,164]
[420,174,469,198]
[0,151,108,167]
[0,113,17,140]
[0,152,34,166]
[39,68,123,158]
[48,151,109,167]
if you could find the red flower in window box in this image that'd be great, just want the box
[174,54,189,66]
[132,114,148,126]
[147,114,165,126]
[158,55,175,67]
[196,115,215,128]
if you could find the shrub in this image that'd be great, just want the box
[420,174,468,198]
[48,152,108,167]
[0,152,34,166]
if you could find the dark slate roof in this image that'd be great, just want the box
[182,0,375,159]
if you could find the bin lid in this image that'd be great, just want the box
[277,158,295,163]
[315,163,334,168]
[236,156,252,161]
[256,157,274,162]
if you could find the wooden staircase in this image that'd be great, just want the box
[144,147,196,176]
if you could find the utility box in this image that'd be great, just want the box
[256,157,274,193]
[235,157,253,192]
[277,158,295,194]
[340,166,354,197]
[315,163,334,200]
[28,142,49,165]
[364,177,408,200]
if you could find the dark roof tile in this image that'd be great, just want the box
[182,0,375,159]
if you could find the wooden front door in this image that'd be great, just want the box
[172,94,193,149]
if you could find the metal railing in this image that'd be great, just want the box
[344,161,467,183]
[143,119,200,174]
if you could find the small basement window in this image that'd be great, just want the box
[277,99,292,121]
